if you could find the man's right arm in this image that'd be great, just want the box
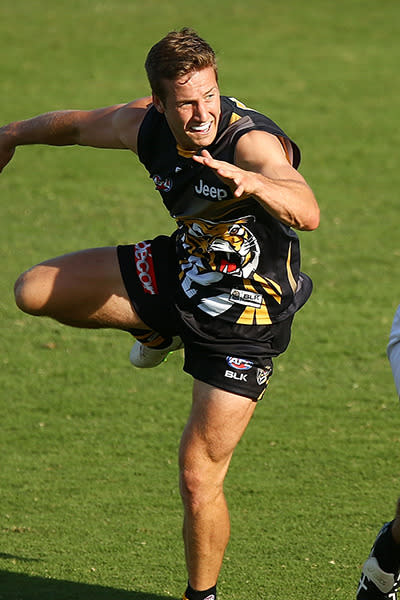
[0,96,152,173]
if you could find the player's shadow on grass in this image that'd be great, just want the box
[0,570,174,600]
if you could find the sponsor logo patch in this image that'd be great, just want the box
[230,288,263,308]
[226,356,253,371]
[194,178,228,201]
[134,241,158,295]
[153,174,172,192]
[225,370,248,382]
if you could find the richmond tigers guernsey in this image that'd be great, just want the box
[137,96,312,328]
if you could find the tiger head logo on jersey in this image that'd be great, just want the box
[180,216,260,281]
[177,216,261,317]
[177,215,282,321]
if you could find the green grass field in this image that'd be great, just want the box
[1,1,400,598]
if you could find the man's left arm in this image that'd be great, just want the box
[193,130,320,231]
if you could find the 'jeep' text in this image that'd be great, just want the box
[194,179,228,201]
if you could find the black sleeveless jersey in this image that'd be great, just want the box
[137,96,312,327]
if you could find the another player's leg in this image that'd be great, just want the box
[179,379,257,599]
[357,499,400,599]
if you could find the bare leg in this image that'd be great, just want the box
[179,379,256,590]
[14,246,146,330]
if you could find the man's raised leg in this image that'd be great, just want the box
[14,246,145,330]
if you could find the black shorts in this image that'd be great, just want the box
[117,236,294,401]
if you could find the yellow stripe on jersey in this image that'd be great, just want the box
[255,300,272,324]
[236,302,272,325]
[237,305,256,324]
[237,280,272,325]
[176,144,197,158]
[230,98,248,110]
[253,273,282,304]
[286,241,297,293]
[229,112,242,125]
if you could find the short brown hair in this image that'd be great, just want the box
[145,27,218,103]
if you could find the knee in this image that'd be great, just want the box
[180,468,207,512]
[14,266,52,316]
[179,466,222,512]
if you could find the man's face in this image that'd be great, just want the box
[153,66,221,151]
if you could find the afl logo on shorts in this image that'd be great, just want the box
[226,356,253,371]
[134,241,159,295]
[153,174,172,192]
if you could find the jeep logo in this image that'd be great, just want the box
[194,178,228,201]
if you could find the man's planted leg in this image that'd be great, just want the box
[179,380,256,599]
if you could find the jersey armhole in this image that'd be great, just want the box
[278,136,294,165]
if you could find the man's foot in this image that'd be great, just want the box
[357,523,400,599]
[129,335,183,368]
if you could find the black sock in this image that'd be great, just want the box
[129,328,172,349]
[183,582,217,600]
[374,521,400,574]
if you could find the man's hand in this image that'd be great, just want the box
[192,135,319,232]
